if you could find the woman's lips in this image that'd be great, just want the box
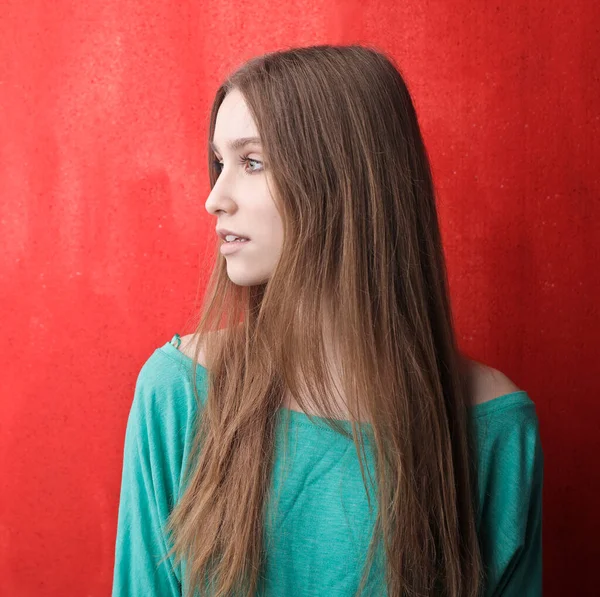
[220,238,251,255]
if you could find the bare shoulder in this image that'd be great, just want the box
[177,333,208,368]
[466,359,522,406]
[176,328,234,369]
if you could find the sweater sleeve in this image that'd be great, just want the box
[111,350,200,597]
[474,395,544,597]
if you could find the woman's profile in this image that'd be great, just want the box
[112,44,543,597]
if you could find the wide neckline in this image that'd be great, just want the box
[158,334,532,426]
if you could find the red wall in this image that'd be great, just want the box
[1,1,598,595]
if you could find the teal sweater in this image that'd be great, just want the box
[112,334,543,596]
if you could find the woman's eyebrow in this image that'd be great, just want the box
[210,137,262,153]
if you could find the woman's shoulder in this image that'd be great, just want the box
[176,327,239,369]
[463,359,542,471]
[131,334,210,420]
[470,367,544,594]
[177,332,208,367]
[465,358,522,407]
[466,360,542,492]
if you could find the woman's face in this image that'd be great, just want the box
[205,88,284,286]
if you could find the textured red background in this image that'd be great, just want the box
[1,1,598,595]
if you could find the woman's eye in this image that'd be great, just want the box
[211,156,263,175]
[241,157,263,173]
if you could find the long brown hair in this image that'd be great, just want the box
[163,44,484,597]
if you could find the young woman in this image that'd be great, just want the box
[112,44,543,597]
